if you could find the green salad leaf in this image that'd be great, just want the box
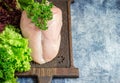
[0,25,32,83]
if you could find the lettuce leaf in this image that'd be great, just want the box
[0,25,32,83]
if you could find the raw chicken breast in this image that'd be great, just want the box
[20,6,62,64]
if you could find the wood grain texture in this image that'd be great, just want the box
[16,0,78,83]
[16,68,78,77]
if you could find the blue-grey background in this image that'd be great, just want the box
[18,0,120,83]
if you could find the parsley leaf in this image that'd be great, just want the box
[18,0,53,30]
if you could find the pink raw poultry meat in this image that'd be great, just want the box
[20,6,62,64]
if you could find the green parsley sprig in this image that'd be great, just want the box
[18,0,53,30]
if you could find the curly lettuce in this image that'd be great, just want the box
[0,25,32,83]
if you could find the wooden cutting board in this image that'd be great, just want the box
[16,0,79,83]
